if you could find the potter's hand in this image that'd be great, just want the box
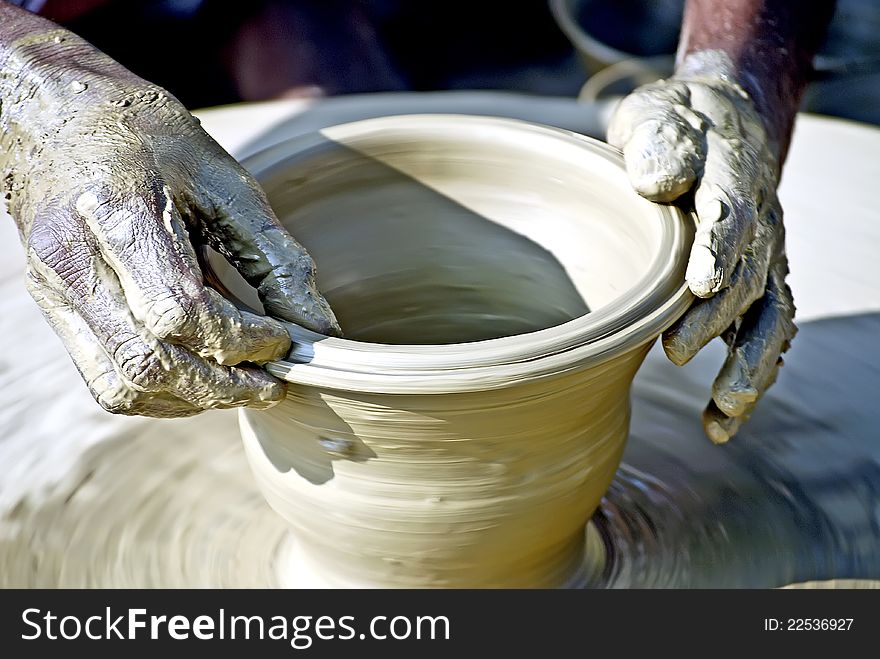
[607,52,796,443]
[1,18,339,417]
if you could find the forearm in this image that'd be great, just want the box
[678,0,835,163]
[0,4,71,227]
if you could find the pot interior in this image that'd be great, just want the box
[214,120,664,345]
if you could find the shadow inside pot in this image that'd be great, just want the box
[209,131,599,347]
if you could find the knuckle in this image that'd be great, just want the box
[72,183,125,225]
[84,367,141,415]
[26,218,95,293]
[144,292,201,340]
[27,221,68,269]
[93,383,140,415]
[114,340,166,390]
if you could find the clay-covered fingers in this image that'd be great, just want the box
[664,194,793,443]
[609,79,775,299]
[710,256,797,419]
[698,257,796,444]
[24,271,203,418]
[608,56,795,443]
[195,164,341,336]
[701,401,745,446]
[662,202,782,366]
[686,121,768,298]
[74,184,291,366]
[25,206,288,417]
[607,82,707,202]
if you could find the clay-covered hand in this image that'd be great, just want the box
[1,28,340,417]
[607,52,797,443]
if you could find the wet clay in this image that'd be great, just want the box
[208,116,694,587]
[0,5,338,417]
[608,50,797,443]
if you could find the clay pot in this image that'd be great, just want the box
[209,115,693,587]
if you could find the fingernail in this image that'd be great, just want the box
[212,331,291,366]
[249,379,286,407]
[662,330,696,366]
[686,245,722,297]
[713,358,759,417]
[633,170,689,202]
[303,308,342,337]
[303,293,343,337]
[702,405,741,444]
[251,335,293,365]
[263,319,294,361]
[703,417,732,444]
[714,385,758,417]
[697,197,725,223]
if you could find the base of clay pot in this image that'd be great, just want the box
[273,520,609,589]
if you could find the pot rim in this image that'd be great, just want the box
[234,114,694,394]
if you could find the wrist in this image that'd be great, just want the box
[674,50,787,167]
[676,0,835,165]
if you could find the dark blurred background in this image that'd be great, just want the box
[34,0,880,124]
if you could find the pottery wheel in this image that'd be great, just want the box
[1,93,878,588]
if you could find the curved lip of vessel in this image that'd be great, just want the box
[236,114,695,394]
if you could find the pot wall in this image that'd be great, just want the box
[241,343,649,588]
